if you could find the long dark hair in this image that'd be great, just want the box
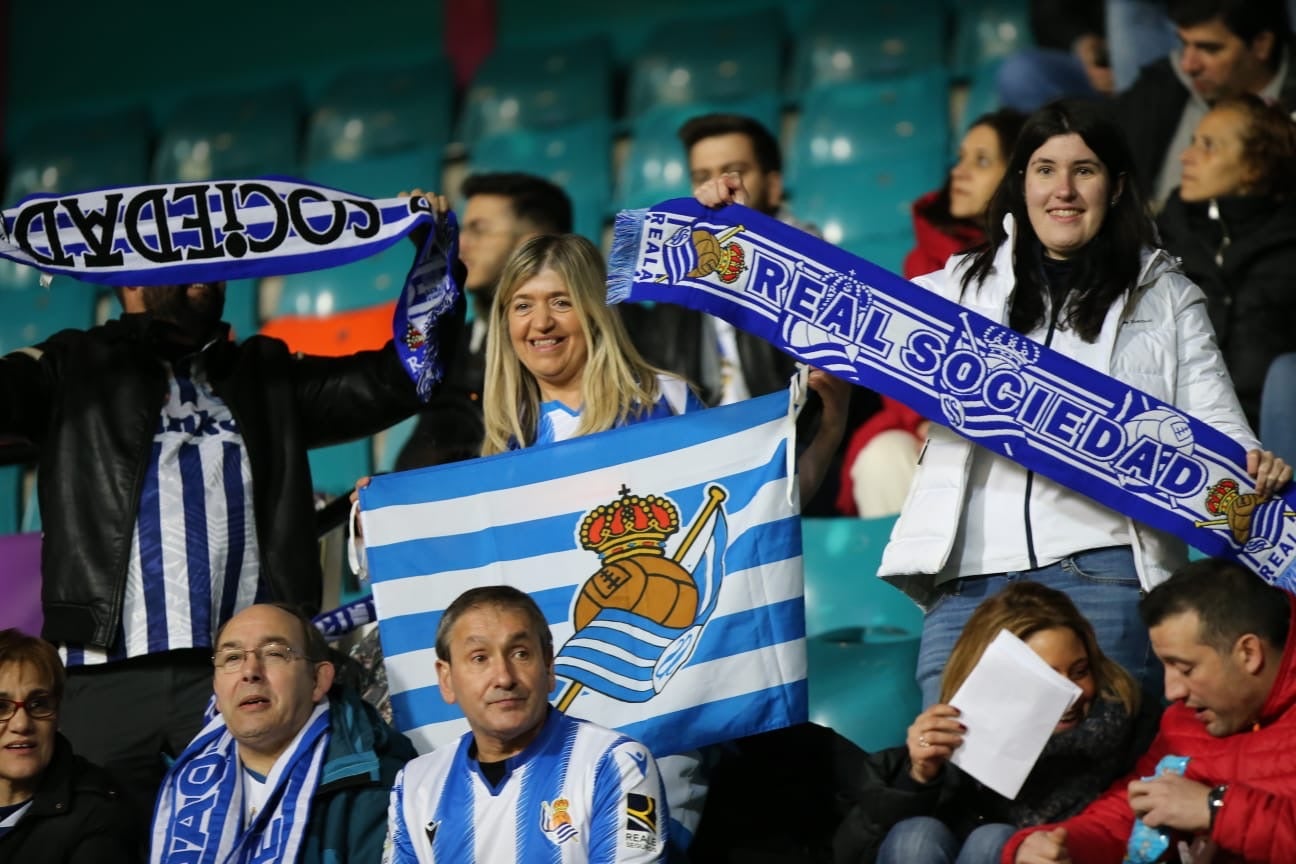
[959,100,1156,342]
[922,108,1028,233]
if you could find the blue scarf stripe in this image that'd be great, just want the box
[150,701,331,864]
[609,199,1296,592]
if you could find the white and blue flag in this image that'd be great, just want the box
[359,392,807,758]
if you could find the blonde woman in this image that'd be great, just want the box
[481,233,703,453]
[481,233,849,503]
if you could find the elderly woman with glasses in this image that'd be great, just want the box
[0,628,136,863]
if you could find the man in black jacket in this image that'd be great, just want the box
[0,280,452,829]
[1115,0,1295,206]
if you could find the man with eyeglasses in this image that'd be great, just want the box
[150,603,414,864]
[0,628,136,862]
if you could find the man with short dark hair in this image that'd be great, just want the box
[150,603,414,864]
[399,173,573,464]
[384,586,668,863]
[1006,558,1296,863]
[624,114,797,409]
[1116,0,1295,205]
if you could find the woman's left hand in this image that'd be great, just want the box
[1246,449,1293,499]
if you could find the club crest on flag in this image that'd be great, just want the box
[554,483,729,709]
[360,392,807,758]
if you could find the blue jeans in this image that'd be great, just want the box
[1260,353,1296,466]
[877,816,1016,864]
[916,547,1156,708]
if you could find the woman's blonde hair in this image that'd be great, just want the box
[481,234,669,455]
[939,581,1139,716]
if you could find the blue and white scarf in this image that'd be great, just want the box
[150,700,330,864]
[608,199,1296,593]
[0,177,461,396]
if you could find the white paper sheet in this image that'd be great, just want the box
[947,628,1083,799]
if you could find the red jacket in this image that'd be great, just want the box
[835,192,983,515]
[1002,596,1296,863]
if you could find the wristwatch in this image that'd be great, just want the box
[1207,784,1228,830]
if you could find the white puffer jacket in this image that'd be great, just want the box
[879,225,1257,602]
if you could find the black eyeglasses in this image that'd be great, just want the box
[0,695,58,722]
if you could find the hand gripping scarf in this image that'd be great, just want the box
[0,177,461,398]
[608,199,1296,593]
[150,700,331,864]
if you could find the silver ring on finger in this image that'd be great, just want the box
[918,735,928,748]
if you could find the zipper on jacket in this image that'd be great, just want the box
[1024,311,1061,570]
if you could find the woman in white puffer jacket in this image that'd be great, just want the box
[877,99,1291,708]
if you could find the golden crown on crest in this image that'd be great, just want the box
[578,485,681,564]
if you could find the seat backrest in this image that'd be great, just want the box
[307,58,454,163]
[626,7,784,118]
[789,0,949,92]
[460,36,613,146]
[274,149,443,317]
[151,83,302,183]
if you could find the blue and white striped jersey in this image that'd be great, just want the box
[62,358,261,666]
[385,709,667,863]
[527,374,703,449]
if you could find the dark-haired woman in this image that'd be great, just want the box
[840,109,1026,518]
[875,99,1290,707]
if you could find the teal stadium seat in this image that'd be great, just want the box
[275,153,439,496]
[790,71,951,189]
[5,107,152,202]
[801,516,922,751]
[626,7,784,118]
[468,118,613,242]
[794,158,942,256]
[306,58,454,163]
[957,59,1006,136]
[459,36,613,147]
[790,0,948,92]
[151,84,302,183]
[277,149,442,318]
[616,95,781,212]
[0,267,97,352]
[952,0,1032,77]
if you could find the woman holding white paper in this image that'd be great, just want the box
[866,99,1291,707]
[833,582,1153,864]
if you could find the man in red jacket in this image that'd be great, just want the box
[1006,557,1296,863]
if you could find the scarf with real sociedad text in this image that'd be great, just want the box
[150,700,330,864]
[0,177,461,399]
[607,199,1296,594]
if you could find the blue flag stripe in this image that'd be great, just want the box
[617,679,809,755]
[391,597,804,729]
[364,445,787,576]
[379,583,577,658]
[375,515,800,658]
[361,394,788,511]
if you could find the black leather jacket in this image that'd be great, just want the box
[0,313,427,648]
